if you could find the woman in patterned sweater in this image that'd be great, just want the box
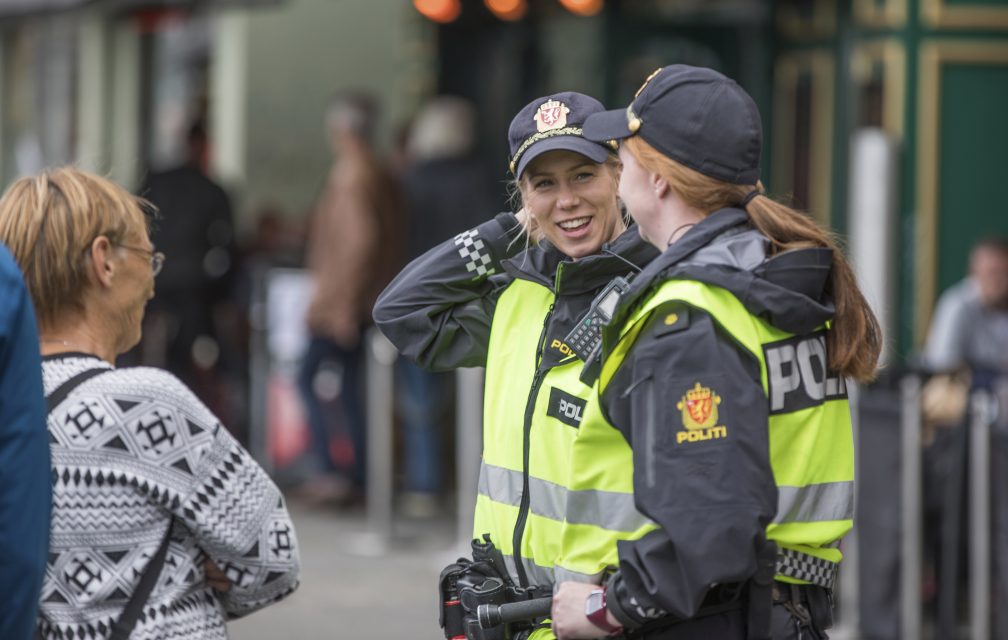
[0,167,300,640]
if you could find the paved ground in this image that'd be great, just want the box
[229,498,460,640]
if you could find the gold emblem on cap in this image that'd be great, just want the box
[635,67,663,99]
[534,99,570,133]
[625,105,642,133]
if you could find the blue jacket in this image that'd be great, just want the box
[0,243,49,639]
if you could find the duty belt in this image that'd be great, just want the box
[775,548,837,591]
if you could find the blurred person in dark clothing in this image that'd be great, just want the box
[138,120,238,426]
[394,96,497,515]
[297,92,405,502]
[403,96,498,258]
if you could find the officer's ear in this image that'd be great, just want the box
[651,172,670,199]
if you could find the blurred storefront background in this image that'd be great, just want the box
[1,0,1005,355]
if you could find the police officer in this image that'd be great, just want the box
[548,66,882,639]
[374,93,657,638]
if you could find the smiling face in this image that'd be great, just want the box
[520,150,624,260]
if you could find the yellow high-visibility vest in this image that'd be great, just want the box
[476,278,643,587]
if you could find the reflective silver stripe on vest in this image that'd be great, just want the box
[502,553,554,587]
[554,565,605,585]
[478,463,566,522]
[565,488,654,533]
[479,463,652,533]
[773,481,854,524]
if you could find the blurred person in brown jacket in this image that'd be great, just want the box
[297,92,405,501]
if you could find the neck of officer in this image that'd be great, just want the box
[653,194,705,250]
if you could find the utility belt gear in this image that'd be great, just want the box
[622,581,748,640]
[772,581,833,632]
[625,542,835,640]
[439,535,552,640]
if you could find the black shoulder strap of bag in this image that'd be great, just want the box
[45,367,108,411]
[44,367,174,640]
[108,524,173,640]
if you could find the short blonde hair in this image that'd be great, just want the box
[0,167,151,327]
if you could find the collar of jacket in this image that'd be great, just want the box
[501,224,659,296]
[608,208,836,337]
[614,208,750,310]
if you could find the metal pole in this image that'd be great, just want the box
[456,367,484,553]
[366,328,398,544]
[247,265,270,471]
[900,375,922,640]
[970,390,994,640]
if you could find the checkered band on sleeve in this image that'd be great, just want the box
[454,228,496,279]
[775,547,837,590]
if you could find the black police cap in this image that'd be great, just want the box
[583,65,762,185]
[508,92,615,178]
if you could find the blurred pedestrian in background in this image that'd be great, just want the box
[919,236,1008,637]
[924,237,1008,377]
[376,91,658,639]
[394,96,497,516]
[0,167,299,639]
[297,92,405,504]
[138,119,240,435]
[0,242,49,640]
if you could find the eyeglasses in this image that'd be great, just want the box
[118,243,165,276]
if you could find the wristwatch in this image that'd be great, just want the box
[585,587,623,636]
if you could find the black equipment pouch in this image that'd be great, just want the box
[460,576,510,640]
[745,538,777,640]
[471,534,513,586]
[440,558,473,639]
[439,535,551,640]
[805,585,834,631]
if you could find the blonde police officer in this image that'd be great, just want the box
[374,92,657,638]
[549,66,882,639]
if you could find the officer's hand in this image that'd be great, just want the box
[552,581,614,639]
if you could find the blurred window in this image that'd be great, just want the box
[143,12,211,171]
[1,17,78,184]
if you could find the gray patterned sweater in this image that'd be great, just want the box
[38,354,299,640]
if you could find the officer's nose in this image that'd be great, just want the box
[557,184,579,210]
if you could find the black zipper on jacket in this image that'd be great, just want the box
[511,300,555,588]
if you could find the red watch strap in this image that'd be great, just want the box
[586,587,623,635]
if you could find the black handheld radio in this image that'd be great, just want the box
[562,276,630,363]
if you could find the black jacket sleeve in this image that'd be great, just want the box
[600,303,778,627]
[372,212,523,371]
